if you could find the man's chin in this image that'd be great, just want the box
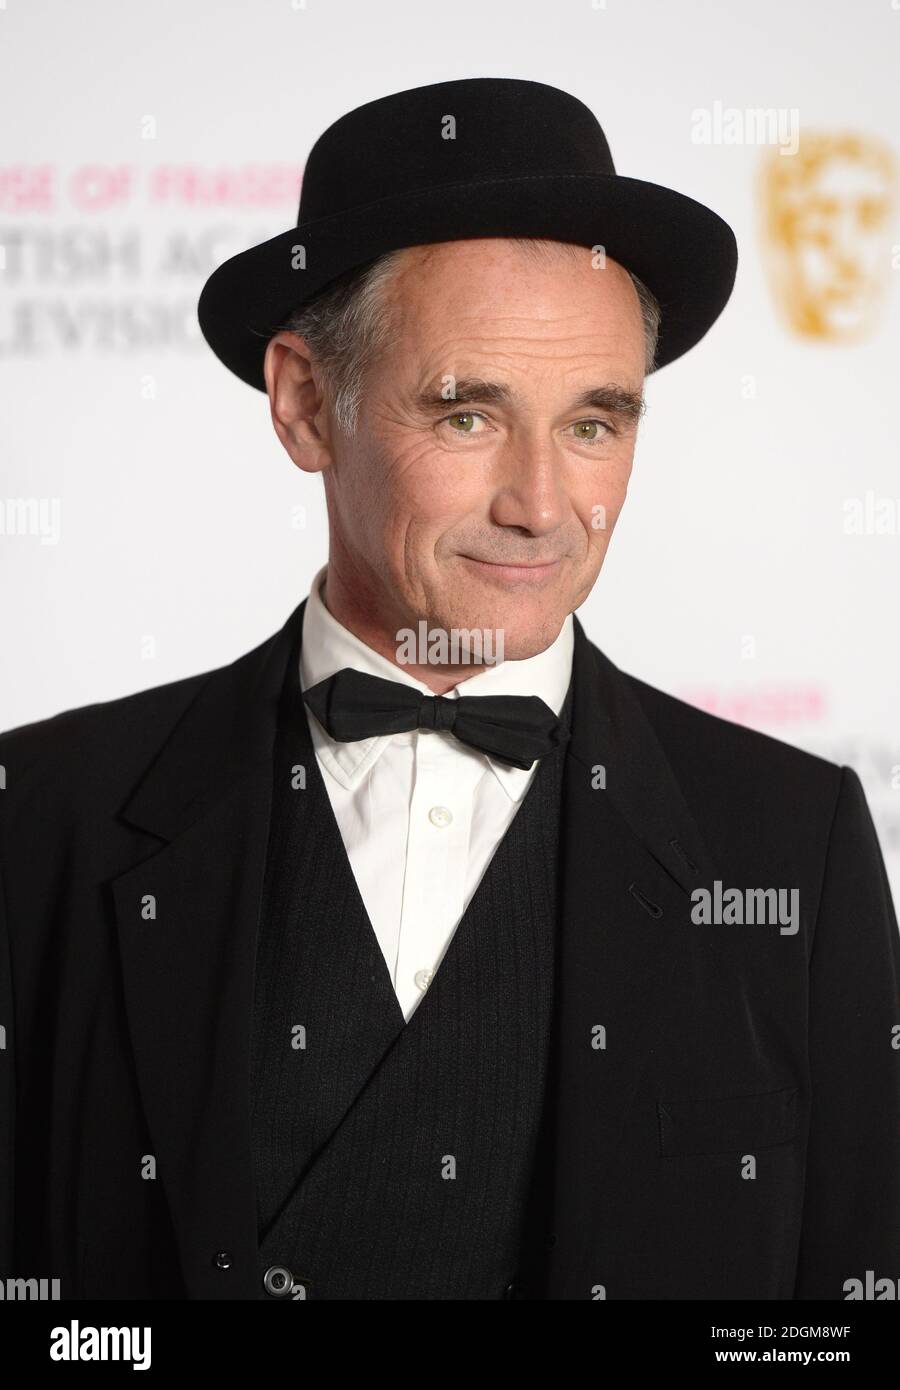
[434,605,569,664]
[492,621,568,662]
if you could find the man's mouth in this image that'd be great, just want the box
[460,556,562,582]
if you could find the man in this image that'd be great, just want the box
[1,77,898,1301]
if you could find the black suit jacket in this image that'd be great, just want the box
[1,601,898,1299]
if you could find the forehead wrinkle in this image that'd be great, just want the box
[415,338,632,384]
[412,325,640,378]
[421,311,633,341]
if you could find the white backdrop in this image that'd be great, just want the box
[2,0,899,902]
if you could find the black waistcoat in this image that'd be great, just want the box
[249,644,571,1300]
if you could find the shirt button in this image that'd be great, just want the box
[213,1250,233,1270]
[414,969,433,991]
[428,805,453,828]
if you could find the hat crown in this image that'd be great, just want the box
[297,77,616,225]
[198,75,738,390]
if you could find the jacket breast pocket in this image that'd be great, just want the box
[657,1085,799,1158]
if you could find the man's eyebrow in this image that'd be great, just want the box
[414,377,645,423]
[568,385,646,422]
[415,378,513,410]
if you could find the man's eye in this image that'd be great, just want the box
[437,413,615,441]
[571,419,614,443]
[441,411,486,435]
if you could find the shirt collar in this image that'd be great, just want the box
[299,564,574,801]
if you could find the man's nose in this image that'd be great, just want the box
[488,438,568,536]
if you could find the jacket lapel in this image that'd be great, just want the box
[110,600,306,1299]
[545,615,720,1298]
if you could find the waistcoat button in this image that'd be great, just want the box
[263,1264,294,1297]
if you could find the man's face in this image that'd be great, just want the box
[317,238,646,660]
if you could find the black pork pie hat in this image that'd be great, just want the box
[198,77,738,390]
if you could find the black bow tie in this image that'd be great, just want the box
[302,667,567,771]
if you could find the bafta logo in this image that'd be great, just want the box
[759,132,896,342]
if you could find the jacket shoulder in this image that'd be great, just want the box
[0,606,299,829]
[0,666,217,808]
[1,668,207,753]
[622,668,843,793]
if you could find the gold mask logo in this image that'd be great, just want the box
[759,132,896,342]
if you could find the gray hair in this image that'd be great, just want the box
[276,238,661,435]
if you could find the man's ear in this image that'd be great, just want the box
[264,331,334,475]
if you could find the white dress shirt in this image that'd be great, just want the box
[299,566,574,1021]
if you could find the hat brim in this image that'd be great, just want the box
[197,173,737,390]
